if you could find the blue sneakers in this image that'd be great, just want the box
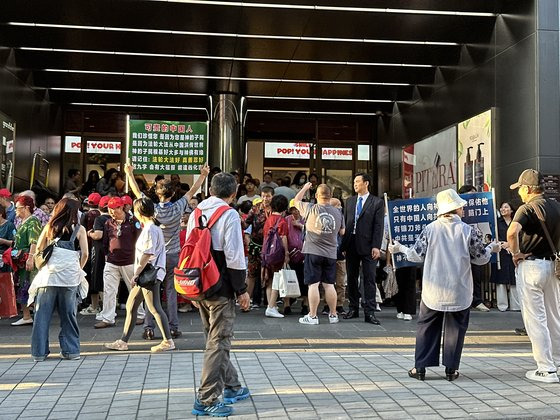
[223,387,251,404]
[191,400,233,417]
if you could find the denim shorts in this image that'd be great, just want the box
[304,254,336,285]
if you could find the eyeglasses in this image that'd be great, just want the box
[15,206,26,210]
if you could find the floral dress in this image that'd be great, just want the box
[13,216,42,304]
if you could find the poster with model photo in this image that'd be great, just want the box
[402,126,457,198]
[457,109,492,192]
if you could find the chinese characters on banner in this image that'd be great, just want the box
[387,192,497,269]
[128,120,208,174]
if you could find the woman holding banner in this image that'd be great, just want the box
[389,189,500,381]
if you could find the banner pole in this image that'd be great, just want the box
[384,193,396,270]
[125,114,130,194]
[491,188,501,270]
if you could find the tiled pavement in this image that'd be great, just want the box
[1,308,559,419]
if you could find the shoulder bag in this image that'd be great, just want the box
[34,237,59,270]
[137,263,158,288]
[529,202,560,280]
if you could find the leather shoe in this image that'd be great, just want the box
[364,314,380,325]
[343,309,359,319]
[408,367,425,381]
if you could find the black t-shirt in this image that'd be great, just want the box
[513,196,560,257]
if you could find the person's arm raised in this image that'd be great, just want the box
[184,164,210,201]
[124,162,142,199]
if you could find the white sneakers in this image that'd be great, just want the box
[80,305,99,315]
[474,303,490,312]
[525,370,559,383]
[265,307,284,318]
[397,312,412,321]
[299,314,319,325]
[11,318,33,326]
[329,314,339,324]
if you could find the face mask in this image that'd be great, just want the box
[299,178,305,185]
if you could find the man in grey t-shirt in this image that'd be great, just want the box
[295,183,344,325]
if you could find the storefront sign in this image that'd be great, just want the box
[128,120,207,174]
[543,174,560,201]
[264,142,353,161]
[402,126,457,199]
[65,136,122,155]
[458,109,493,192]
[387,191,497,268]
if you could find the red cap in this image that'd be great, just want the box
[87,193,101,206]
[99,196,111,209]
[0,189,11,198]
[107,197,124,209]
[121,195,133,207]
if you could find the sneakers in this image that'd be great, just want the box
[151,339,175,353]
[104,339,128,351]
[396,312,404,319]
[94,321,115,329]
[329,314,339,324]
[223,387,251,404]
[142,328,155,340]
[178,304,192,313]
[403,314,413,321]
[11,318,33,326]
[474,303,490,312]
[375,303,382,312]
[265,307,284,318]
[515,327,528,336]
[170,329,182,339]
[525,370,559,383]
[80,306,98,315]
[59,352,80,360]
[299,314,319,325]
[192,400,233,417]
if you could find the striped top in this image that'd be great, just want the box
[146,195,188,255]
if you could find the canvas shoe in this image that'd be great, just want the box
[11,318,33,326]
[396,312,404,319]
[403,314,413,321]
[223,387,251,404]
[299,314,319,325]
[151,339,175,353]
[80,305,98,315]
[104,339,128,351]
[525,370,559,383]
[329,314,339,324]
[59,352,80,360]
[265,307,284,318]
[474,303,490,312]
[192,399,233,417]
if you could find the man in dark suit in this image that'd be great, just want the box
[341,173,384,325]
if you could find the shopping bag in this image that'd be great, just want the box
[0,272,17,318]
[277,268,301,298]
[383,266,398,299]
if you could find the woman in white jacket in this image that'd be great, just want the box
[389,189,499,381]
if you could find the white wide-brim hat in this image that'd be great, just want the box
[436,189,467,216]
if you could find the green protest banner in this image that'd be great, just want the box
[128,120,208,174]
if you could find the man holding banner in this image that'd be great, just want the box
[389,189,499,381]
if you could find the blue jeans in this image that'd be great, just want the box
[31,286,80,359]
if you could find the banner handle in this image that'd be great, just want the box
[491,188,501,270]
[384,193,396,271]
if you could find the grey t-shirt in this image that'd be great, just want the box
[296,201,343,259]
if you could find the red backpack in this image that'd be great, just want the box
[174,206,232,301]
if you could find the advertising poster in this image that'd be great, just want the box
[457,109,492,192]
[402,127,457,198]
[387,191,497,269]
[0,112,15,190]
[128,120,207,174]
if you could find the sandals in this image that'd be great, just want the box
[408,367,426,381]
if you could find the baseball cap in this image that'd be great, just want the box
[0,188,11,198]
[121,195,133,207]
[252,197,263,206]
[107,197,124,209]
[99,195,111,209]
[87,193,101,206]
[289,199,296,209]
[510,169,542,190]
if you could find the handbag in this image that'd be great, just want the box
[0,272,17,318]
[274,268,301,298]
[529,202,560,280]
[34,238,59,270]
[137,263,158,288]
[382,266,399,299]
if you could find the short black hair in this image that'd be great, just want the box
[355,173,372,186]
[271,194,288,213]
[68,169,80,178]
[154,175,165,182]
[155,179,175,199]
[238,200,253,214]
[133,197,155,219]
[260,186,275,195]
[458,185,476,194]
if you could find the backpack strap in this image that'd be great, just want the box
[207,206,232,229]
[529,201,559,255]
[69,223,81,242]
[194,208,204,228]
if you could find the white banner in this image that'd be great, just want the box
[65,136,122,155]
[264,142,353,161]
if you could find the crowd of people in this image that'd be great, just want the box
[0,164,558,415]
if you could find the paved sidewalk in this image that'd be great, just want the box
[1,346,560,420]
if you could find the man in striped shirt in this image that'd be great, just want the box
[125,163,209,339]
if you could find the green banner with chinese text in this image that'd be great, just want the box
[128,120,208,174]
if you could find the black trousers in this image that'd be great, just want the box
[345,237,377,316]
[471,264,484,307]
[414,301,470,370]
[395,267,416,315]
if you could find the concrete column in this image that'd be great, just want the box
[209,93,246,173]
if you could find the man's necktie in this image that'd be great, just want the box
[357,196,363,217]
